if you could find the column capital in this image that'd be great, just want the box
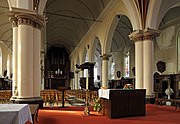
[143,28,160,40]
[129,28,160,41]
[101,54,111,60]
[6,8,45,30]
[129,30,143,42]
[9,16,18,27]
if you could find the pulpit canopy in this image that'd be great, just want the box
[76,62,95,69]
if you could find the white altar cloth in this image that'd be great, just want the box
[98,89,110,99]
[0,104,32,124]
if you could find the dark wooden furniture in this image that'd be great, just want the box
[58,87,69,107]
[155,98,180,109]
[44,46,70,89]
[44,77,66,89]
[109,78,135,89]
[77,62,96,90]
[0,78,12,90]
[100,89,146,119]
[154,74,180,99]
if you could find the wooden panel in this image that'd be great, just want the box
[100,89,146,119]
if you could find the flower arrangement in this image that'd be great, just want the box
[123,84,134,90]
[93,98,101,112]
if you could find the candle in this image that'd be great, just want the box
[86,76,89,90]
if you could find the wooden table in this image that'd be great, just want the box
[0,104,32,124]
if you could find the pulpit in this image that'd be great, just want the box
[76,62,96,90]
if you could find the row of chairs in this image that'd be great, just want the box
[0,89,99,106]
[0,90,12,103]
[40,89,65,106]
[65,90,98,103]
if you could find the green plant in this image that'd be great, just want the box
[93,98,101,112]
[48,97,55,104]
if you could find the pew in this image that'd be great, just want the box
[155,98,180,109]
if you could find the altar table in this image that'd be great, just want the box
[0,104,32,124]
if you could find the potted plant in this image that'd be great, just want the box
[48,97,54,108]
[93,98,101,112]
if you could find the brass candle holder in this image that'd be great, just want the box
[83,89,90,116]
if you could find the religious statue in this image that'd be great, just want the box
[165,86,174,105]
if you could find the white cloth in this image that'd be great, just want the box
[98,89,110,99]
[0,104,32,124]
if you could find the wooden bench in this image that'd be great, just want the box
[155,98,180,109]
[29,104,39,123]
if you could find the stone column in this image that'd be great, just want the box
[75,70,80,90]
[8,12,44,102]
[33,22,42,97]
[79,69,84,78]
[10,17,18,98]
[143,29,160,98]
[17,15,34,98]
[101,54,109,89]
[129,30,143,89]
[97,60,102,78]
[79,69,84,89]
[7,55,12,79]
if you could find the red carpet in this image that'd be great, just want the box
[36,104,180,124]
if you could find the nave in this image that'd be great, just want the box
[32,104,180,124]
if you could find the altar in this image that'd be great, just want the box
[0,104,32,124]
[98,89,146,118]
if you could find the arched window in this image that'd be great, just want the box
[94,63,98,81]
[110,58,115,79]
[124,51,130,77]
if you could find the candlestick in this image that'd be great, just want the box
[86,77,89,90]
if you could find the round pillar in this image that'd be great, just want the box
[143,38,153,97]
[17,15,34,98]
[10,17,18,98]
[143,29,160,100]
[143,29,159,98]
[101,54,109,89]
[129,31,143,89]
[75,70,80,90]
[79,69,84,78]
[33,22,42,97]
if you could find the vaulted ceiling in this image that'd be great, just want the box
[0,1,12,50]
[45,0,110,53]
[0,0,180,56]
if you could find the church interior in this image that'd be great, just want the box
[0,0,180,123]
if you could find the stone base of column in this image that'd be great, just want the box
[101,86,108,89]
[146,94,155,104]
[12,97,43,108]
[10,96,18,102]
